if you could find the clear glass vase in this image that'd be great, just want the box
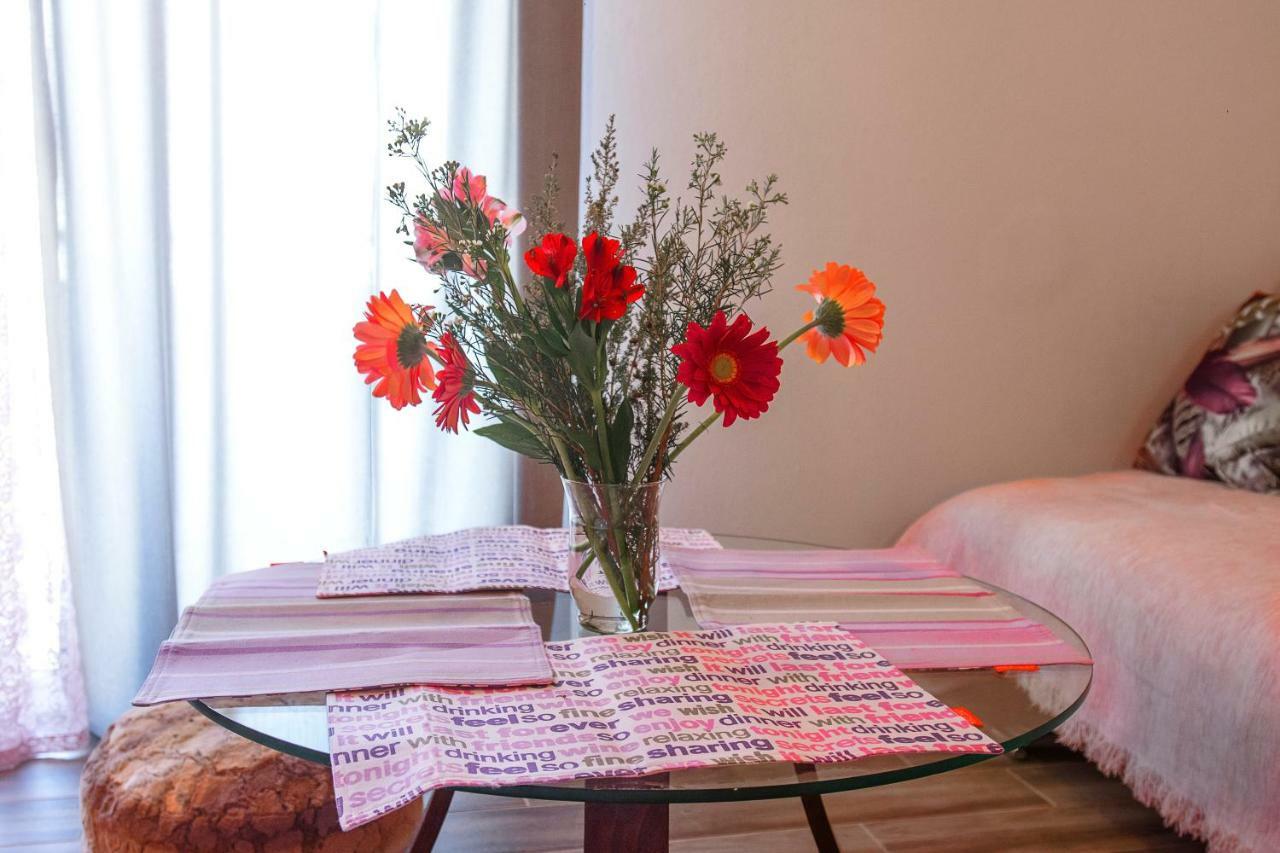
[563,478,663,634]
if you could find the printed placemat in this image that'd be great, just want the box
[326,622,1001,830]
[317,525,720,598]
[134,563,552,705]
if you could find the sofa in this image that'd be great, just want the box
[898,470,1279,852]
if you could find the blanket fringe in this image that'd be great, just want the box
[1055,719,1253,853]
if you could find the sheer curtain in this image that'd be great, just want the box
[34,0,575,733]
[0,0,88,769]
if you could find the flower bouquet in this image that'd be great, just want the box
[354,113,885,633]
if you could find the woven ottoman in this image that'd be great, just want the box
[81,702,422,852]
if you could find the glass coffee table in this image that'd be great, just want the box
[192,535,1092,853]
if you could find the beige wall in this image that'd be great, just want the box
[581,0,1280,546]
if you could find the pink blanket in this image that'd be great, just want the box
[899,471,1280,853]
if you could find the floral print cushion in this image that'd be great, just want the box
[1137,292,1280,494]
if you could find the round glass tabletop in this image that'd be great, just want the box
[192,534,1091,804]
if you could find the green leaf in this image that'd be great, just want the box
[565,428,605,474]
[486,356,520,392]
[609,398,633,481]
[539,279,569,335]
[531,327,570,358]
[484,347,532,395]
[487,265,506,305]
[474,419,550,461]
[567,325,599,390]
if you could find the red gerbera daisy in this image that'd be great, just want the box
[432,332,482,433]
[524,232,577,287]
[672,311,783,426]
[353,290,435,410]
[579,232,643,322]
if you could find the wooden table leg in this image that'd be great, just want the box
[583,801,669,853]
[801,793,840,853]
[409,788,455,853]
[795,762,840,852]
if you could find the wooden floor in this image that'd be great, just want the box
[1,738,1204,852]
[0,754,85,852]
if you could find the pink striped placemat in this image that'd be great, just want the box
[666,546,956,578]
[134,563,552,705]
[666,547,1091,670]
[847,618,1092,668]
[317,525,720,598]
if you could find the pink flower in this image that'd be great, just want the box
[441,166,525,243]
[413,219,451,271]
[486,201,526,241]
[441,167,488,206]
[461,254,488,280]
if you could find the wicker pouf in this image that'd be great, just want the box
[80,702,421,852]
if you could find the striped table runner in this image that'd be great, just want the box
[317,525,720,598]
[667,547,1090,670]
[134,563,552,705]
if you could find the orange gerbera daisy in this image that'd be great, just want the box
[432,332,481,432]
[796,262,885,366]
[353,290,435,410]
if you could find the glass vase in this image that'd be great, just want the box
[562,478,663,634]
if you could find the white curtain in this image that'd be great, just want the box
[0,0,89,769]
[41,0,521,732]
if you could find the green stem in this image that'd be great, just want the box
[583,330,642,616]
[589,393,638,614]
[572,500,639,631]
[501,256,525,314]
[554,433,639,630]
[588,539,636,629]
[776,317,822,351]
[628,390,682,488]
[549,434,578,482]
[668,411,717,463]
[574,549,596,580]
[591,391,616,483]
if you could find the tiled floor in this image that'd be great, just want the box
[1,738,1204,852]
